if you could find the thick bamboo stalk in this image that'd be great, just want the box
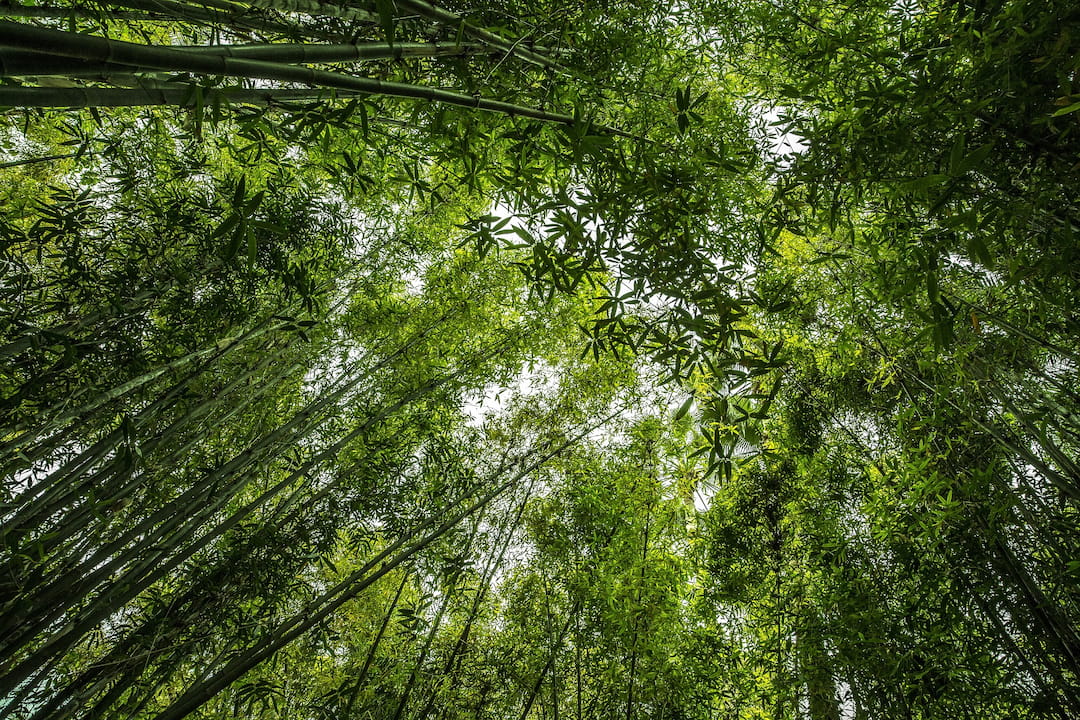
[172,40,484,62]
[0,21,599,128]
[0,41,487,76]
[0,85,360,107]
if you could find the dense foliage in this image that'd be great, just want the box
[1,1,1079,718]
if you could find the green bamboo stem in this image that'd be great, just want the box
[153,480,514,720]
[389,515,481,720]
[520,603,577,720]
[33,509,305,720]
[173,39,484,62]
[8,375,336,632]
[6,343,294,565]
[827,365,1080,710]
[0,151,81,167]
[982,520,1080,678]
[0,21,600,129]
[0,85,363,108]
[987,384,1080,483]
[0,284,165,365]
[3,319,286,526]
[0,41,487,77]
[947,293,1080,367]
[0,380,322,662]
[903,367,1079,502]
[0,333,234,457]
[10,342,294,567]
[963,571,1076,718]
[423,491,531,720]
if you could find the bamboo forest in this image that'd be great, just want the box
[2,0,1079,718]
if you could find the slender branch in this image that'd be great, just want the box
[0,152,81,168]
[393,0,564,71]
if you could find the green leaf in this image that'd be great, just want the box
[1052,101,1080,117]
[233,174,246,207]
[947,134,966,176]
[966,234,993,266]
[213,212,240,241]
[375,0,396,46]
[674,395,694,421]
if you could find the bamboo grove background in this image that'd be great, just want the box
[1,0,1079,718]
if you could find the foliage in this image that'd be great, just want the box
[1,1,1079,719]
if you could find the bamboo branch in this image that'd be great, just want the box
[393,0,564,71]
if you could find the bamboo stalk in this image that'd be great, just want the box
[0,41,488,77]
[0,151,81,167]
[389,516,481,720]
[0,21,610,130]
[340,571,410,717]
[421,491,530,720]
[0,85,363,108]
[171,40,485,62]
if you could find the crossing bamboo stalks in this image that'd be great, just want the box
[0,311,475,701]
[1,339,298,581]
[388,515,482,720]
[233,0,377,24]
[0,3,158,20]
[338,571,414,717]
[0,21,623,131]
[1,362,393,678]
[419,490,531,720]
[148,410,621,720]
[1,318,290,536]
